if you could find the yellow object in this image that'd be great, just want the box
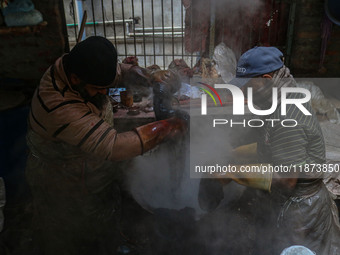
[211,164,273,192]
[231,143,258,164]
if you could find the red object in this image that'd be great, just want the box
[122,56,139,66]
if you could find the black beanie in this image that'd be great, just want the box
[67,36,117,87]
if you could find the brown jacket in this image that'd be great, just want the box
[29,55,141,161]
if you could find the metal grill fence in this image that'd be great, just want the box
[63,0,296,69]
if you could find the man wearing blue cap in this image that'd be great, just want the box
[215,47,340,254]
[26,36,188,255]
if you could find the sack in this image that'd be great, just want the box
[213,43,237,83]
[4,9,43,27]
[296,81,340,124]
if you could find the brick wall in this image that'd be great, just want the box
[322,25,340,76]
[0,0,68,84]
[291,0,340,77]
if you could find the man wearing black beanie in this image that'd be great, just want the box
[26,36,188,255]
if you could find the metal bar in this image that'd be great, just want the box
[71,0,78,38]
[134,27,183,31]
[117,54,196,57]
[67,19,135,26]
[141,0,147,67]
[171,0,175,62]
[90,0,96,35]
[209,0,216,58]
[151,0,156,64]
[285,0,297,67]
[111,0,117,46]
[131,0,137,57]
[134,31,184,36]
[60,0,70,52]
[221,3,225,43]
[200,2,203,58]
[190,0,193,68]
[161,0,166,68]
[121,0,128,58]
[248,1,253,49]
[257,7,263,43]
[200,31,203,61]
[101,0,106,37]
[275,1,282,45]
[128,32,184,36]
[181,0,184,59]
[69,36,184,44]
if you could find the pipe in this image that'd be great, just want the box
[134,27,183,32]
[121,0,128,58]
[90,0,96,35]
[66,19,135,27]
[69,36,185,44]
[151,0,156,64]
[100,0,106,37]
[128,32,184,37]
[131,0,137,57]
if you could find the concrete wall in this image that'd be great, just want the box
[0,0,68,83]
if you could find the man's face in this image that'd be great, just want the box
[242,75,274,109]
[244,78,267,93]
[243,75,273,95]
[72,80,108,110]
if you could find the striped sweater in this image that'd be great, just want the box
[258,92,325,178]
[28,55,140,161]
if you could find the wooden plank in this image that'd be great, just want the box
[0,21,47,35]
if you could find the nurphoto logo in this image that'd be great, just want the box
[200,83,312,128]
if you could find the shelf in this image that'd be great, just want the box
[0,21,47,35]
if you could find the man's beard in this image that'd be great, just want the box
[73,82,107,111]
[250,79,276,110]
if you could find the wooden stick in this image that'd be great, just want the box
[76,10,87,44]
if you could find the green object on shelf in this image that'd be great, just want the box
[4,9,43,27]
[67,21,100,27]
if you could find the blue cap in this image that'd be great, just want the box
[229,46,284,88]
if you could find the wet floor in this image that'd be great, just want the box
[0,187,268,255]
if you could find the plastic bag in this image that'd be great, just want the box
[296,81,340,124]
[213,43,237,83]
[4,9,43,27]
[0,178,5,232]
[174,82,203,99]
